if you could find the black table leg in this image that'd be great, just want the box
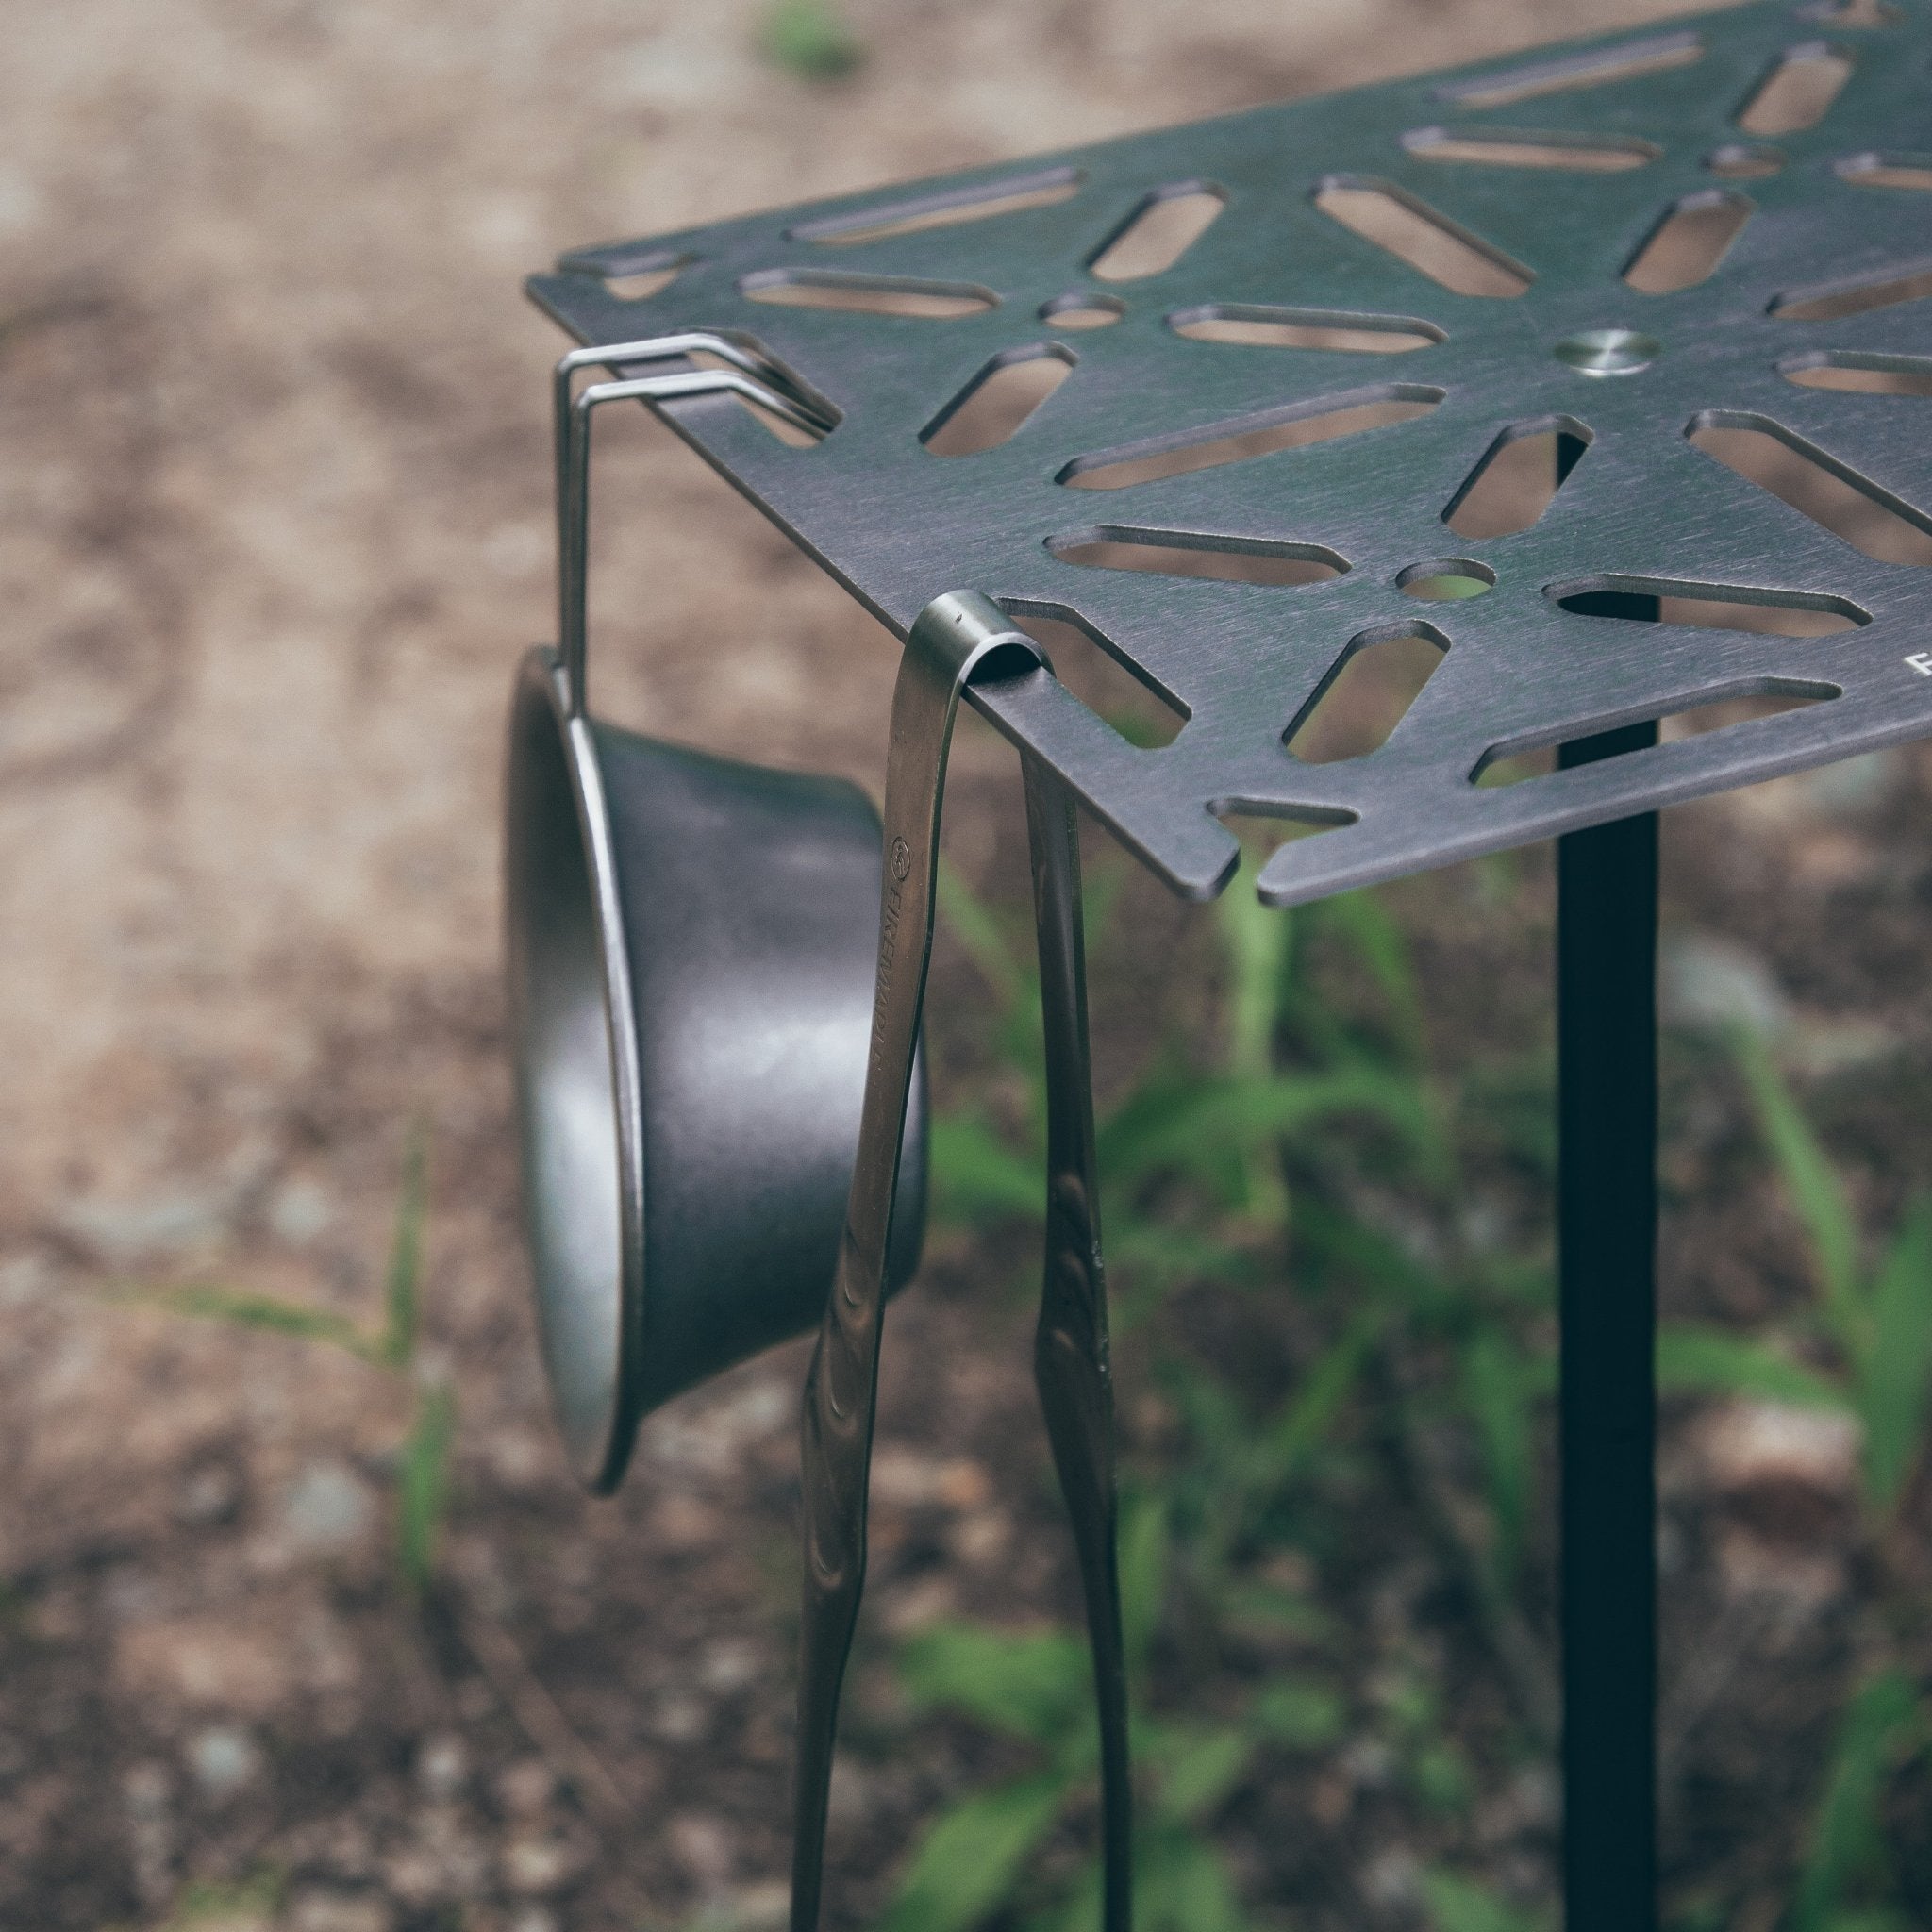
[1557,721,1659,1932]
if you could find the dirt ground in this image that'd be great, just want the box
[3,1,1929,1927]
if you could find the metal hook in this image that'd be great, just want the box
[551,335,836,716]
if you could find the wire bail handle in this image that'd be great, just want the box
[551,334,834,717]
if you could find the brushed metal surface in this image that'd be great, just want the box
[529,0,1932,905]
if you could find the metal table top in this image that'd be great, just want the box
[530,0,1932,906]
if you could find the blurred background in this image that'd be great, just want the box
[4,0,1931,1927]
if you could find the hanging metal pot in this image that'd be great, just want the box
[504,340,926,1493]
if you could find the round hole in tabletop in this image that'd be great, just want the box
[1554,327,1662,376]
[1705,142,1785,178]
[1041,291,1125,329]
[1397,558,1496,601]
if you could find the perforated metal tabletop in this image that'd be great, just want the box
[530,0,1932,907]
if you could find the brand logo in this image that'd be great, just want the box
[891,836,911,881]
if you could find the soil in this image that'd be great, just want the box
[2,1,1930,1928]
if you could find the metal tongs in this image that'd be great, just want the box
[790,593,1133,1932]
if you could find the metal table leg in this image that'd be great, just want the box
[1557,720,1660,1932]
[1024,753,1132,1932]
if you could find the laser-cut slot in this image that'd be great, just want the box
[1169,305,1444,353]
[1443,416,1592,538]
[1434,31,1702,108]
[1212,803,1357,858]
[1706,143,1785,178]
[1041,293,1125,330]
[1623,191,1753,294]
[1687,411,1932,565]
[741,270,997,318]
[922,346,1075,457]
[1737,44,1855,135]
[1781,350,1932,396]
[1058,386,1446,491]
[1000,605,1189,749]
[1548,573,1870,635]
[789,168,1082,244]
[1838,152,1932,190]
[1046,527,1349,588]
[1286,623,1448,765]
[1473,680,1840,788]
[1771,260,1932,321]
[1087,185,1226,281]
[1402,126,1658,171]
[564,250,695,303]
[1313,178,1532,298]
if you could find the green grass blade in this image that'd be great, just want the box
[1250,1677,1346,1751]
[378,1126,429,1370]
[1318,890,1425,1063]
[1791,1666,1921,1932]
[1148,1722,1256,1825]
[1733,1031,1861,1344]
[897,1623,1091,1740]
[396,1381,457,1597]
[1857,1196,1932,1516]
[1216,885,1291,1083]
[1107,1223,1261,1291]
[1095,1065,1224,1191]
[1080,854,1130,953]
[1657,1324,1849,1411]
[1118,1491,1171,1674]
[132,1283,373,1360]
[929,1111,1045,1230]
[1027,1858,1103,1932]
[1214,880,1297,1224]
[155,1870,285,1929]
[1138,1828,1250,1932]
[1098,1069,1432,1184]
[1249,1307,1380,1493]
[877,1772,1068,1932]
[1421,1871,1550,1932]
[1457,1329,1534,1581]
[758,0,863,77]
[938,858,1031,1018]
[1295,1200,1445,1312]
